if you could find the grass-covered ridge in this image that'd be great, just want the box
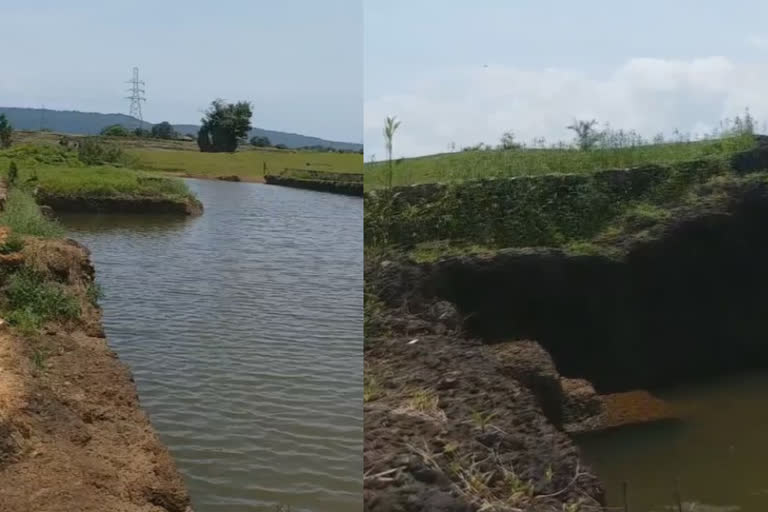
[365,135,768,261]
[364,134,757,189]
[29,166,194,201]
[0,188,64,237]
[0,144,200,210]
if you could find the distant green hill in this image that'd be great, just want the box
[0,107,362,152]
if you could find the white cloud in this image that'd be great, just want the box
[364,57,768,159]
[747,34,768,50]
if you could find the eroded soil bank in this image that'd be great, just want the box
[0,236,191,511]
[264,174,363,196]
[365,171,768,510]
[37,193,203,216]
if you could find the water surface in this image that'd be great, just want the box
[578,371,768,512]
[62,179,362,512]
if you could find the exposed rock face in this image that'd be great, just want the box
[0,237,192,511]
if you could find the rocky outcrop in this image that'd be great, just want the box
[0,237,192,511]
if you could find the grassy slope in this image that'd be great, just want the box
[364,135,756,189]
[12,129,363,180]
[365,135,768,262]
[29,166,194,200]
[0,144,196,202]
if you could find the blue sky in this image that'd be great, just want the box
[1,0,361,142]
[365,0,768,158]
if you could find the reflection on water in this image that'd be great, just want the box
[578,371,768,512]
[61,180,362,512]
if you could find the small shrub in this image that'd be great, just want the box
[0,232,24,254]
[31,348,47,371]
[100,124,130,137]
[77,138,125,166]
[4,268,81,332]
[0,114,12,149]
[86,281,103,306]
[7,161,18,186]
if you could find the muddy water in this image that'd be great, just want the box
[577,371,768,512]
[61,180,362,512]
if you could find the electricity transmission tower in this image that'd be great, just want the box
[125,67,146,127]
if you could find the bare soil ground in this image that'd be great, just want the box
[0,237,191,512]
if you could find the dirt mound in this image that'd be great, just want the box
[365,335,604,512]
[0,237,191,511]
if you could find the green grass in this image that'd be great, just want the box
[130,147,363,180]
[86,281,103,306]
[4,267,81,333]
[0,188,64,237]
[0,232,24,254]
[408,241,495,263]
[0,144,82,169]
[365,153,738,256]
[24,166,195,200]
[364,134,756,189]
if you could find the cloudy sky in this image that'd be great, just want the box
[1,0,361,143]
[364,0,768,159]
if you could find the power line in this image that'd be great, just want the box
[125,67,146,126]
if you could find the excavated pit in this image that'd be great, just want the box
[426,186,768,393]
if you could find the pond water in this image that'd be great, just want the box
[61,179,362,512]
[578,371,768,512]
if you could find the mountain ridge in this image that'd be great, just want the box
[0,107,362,151]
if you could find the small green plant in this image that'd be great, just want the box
[470,410,497,433]
[0,114,12,149]
[0,232,24,254]
[31,348,47,371]
[501,466,535,501]
[4,268,81,332]
[363,372,381,402]
[383,116,401,189]
[7,160,18,186]
[86,281,103,306]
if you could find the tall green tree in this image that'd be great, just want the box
[566,119,602,150]
[151,121,176,139]
[0,114,13,149]
[197,99,253,153]
[100,124,130,137]
[383,116,401,189]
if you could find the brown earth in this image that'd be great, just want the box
[365,254,682,512]
[365,334,605,512]
[0,236,192,511]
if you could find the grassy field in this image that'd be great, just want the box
[11,130,363,181]
[130,147,363,180]
[364,134,757,189]
[0,144,198,204]
[22,166,194,200]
